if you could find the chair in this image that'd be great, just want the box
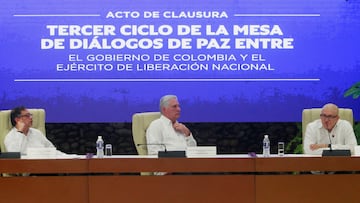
[0,109,46,152]
[302,108,354,146]
[132,112,161,156]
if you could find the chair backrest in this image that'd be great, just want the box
[0,109,46,152]
[132,112,161,155]
[302,108,354,142]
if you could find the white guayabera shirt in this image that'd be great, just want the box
[146,115,197,156]
[304,119,357,155]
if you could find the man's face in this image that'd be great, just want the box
[162,98,181,123]
[320,108,339,131]
[16,109,33,128]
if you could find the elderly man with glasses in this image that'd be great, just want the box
[303,103,357,155]
[4,106,58,155]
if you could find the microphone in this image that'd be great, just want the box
[328,132,333,151]
[136,143,186,158]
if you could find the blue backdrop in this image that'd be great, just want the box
[1,0,359,122]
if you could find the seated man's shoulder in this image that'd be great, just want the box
[309,119,321,126]
[338,119,352,127]
[5,127,20,138]
[28,128,44,136]
[148,117,162,127]
[30,127,41,132]
[6,127,16,134]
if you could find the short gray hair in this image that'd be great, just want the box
[159,95,177,112]
[322,103,339,115]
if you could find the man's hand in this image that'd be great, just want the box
[16,120,26,133]
[310,143,328,151]
[173,122,191,137]
[15,120,27,134]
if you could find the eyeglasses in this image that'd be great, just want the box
[320,114,337,119]
[18,113,33,118]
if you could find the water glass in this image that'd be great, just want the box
[105,144,112,156]
[278,142,285,156]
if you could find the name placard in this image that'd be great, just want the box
[186,146,217,158]
[26,147,57,159]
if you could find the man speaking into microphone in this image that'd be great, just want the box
[146,94,197,158]
[303,103,357,155]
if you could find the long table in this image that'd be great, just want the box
[1,155,360,203]
[0,159,89,203]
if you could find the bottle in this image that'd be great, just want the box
[96,136,104,158]
[263,135,270,157]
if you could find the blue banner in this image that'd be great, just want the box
[1,0,359,122]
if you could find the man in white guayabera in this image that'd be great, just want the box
[146,95,197,175]
[303,103,357,155]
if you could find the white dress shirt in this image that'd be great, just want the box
[146,115,197,155]
[4,127,55,155]
[303,119,357,155]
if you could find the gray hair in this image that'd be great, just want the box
[159,95,177,113]
[322,103,339,115]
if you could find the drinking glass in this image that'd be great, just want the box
[105,144,112,156]
[278,142,285,156]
